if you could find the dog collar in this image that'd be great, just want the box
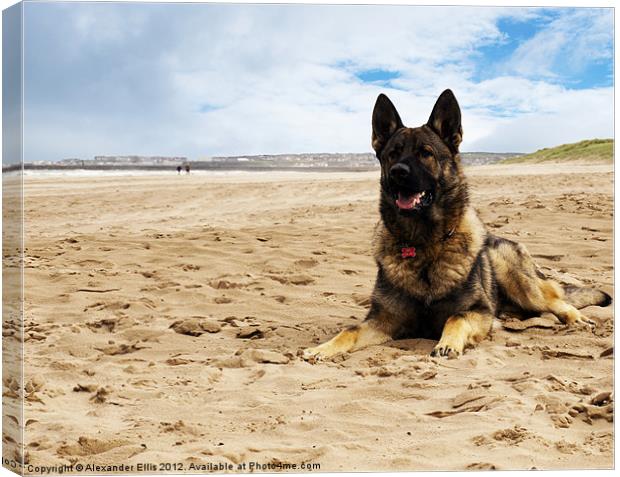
[401,247,416,258]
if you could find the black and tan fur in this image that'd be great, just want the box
[304,90,611,360]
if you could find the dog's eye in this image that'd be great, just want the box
[420,146,434,159]
[388,146,402,160]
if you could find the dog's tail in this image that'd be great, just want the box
[563,285,612,309]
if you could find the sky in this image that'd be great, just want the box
[14,2,615,161]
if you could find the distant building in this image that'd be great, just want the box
[90,156,188,165]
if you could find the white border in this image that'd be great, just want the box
[0,3,616,477]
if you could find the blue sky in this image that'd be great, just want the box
[12,2,614,161]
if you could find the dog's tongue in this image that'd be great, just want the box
[396,192,422,210]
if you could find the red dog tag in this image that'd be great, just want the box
[401,247,416,258]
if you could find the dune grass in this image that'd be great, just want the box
[501,139,613,164]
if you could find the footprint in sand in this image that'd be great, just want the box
[170,318,222,336]
[86,317,122,333]
[95,342,148,356]
[177,264,201,271]
[267,274,314,286]
[472,427,530,447]
[214,296,233,304]
[569,391,613,424]
[534,394,586,428]
[209,280,245,289]
[466,463,497,470]
[491,426,531,445]
[159,420,201,436]
[84,301,130,312]
[154,280,181,290]
[236,327,266,340]
[24,377,45,403]
[294,258,319,269]
[427,389,502,418]
[57,436,145,463]
[584,431,613,454]
[73,384,98,393]
[555,440,579,455]
[212,349,288,368]
[89,387,111,404]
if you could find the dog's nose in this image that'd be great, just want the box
[389,163,410,181]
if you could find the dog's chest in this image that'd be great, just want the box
[380,250,472,301]
[374,208,485,301]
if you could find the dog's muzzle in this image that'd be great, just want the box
[389,163,433,211]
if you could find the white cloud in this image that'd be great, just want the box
[22,4,613,161]
[466,85,613,152]
[501,9,613,79]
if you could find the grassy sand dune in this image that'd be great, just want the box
[502,139,613,164]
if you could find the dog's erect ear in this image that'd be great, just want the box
[427,89,462,153]
[372,94,404,155]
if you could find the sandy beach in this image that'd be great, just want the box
[9,163,613,472]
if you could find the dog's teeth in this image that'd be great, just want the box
[420,191,426,197]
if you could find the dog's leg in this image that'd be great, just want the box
[505,275,594,327]
[303,305,401,360]
[431,311,493,358]
[538,280,595,327]
[489,238,595,328]
[303,321,389,360]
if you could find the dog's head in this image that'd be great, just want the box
[371,90,464,218]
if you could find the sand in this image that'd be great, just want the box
[6,163,614,472]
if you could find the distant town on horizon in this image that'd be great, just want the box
[17,151,523,172]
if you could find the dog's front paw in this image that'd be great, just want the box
[431,338,465,359]
[302,342,345,363]
[301,346,325,363]
[572,315,597,330]
[562,310,597,330]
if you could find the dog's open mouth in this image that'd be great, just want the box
[395,190,433,210]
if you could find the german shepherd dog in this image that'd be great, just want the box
[304,90,611,360]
